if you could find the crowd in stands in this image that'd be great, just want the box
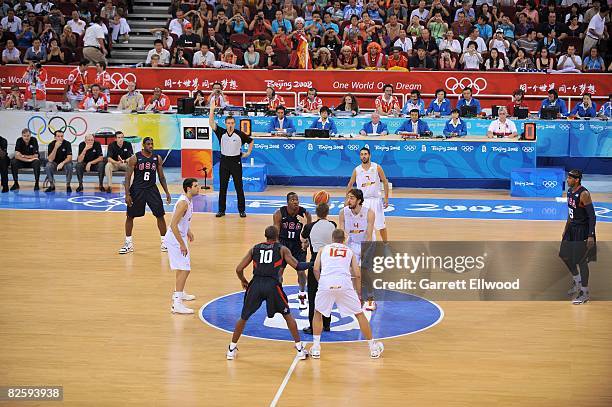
[0,0,131,64]
[143,0,610,72]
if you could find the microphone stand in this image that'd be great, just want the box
[198,167,211,189]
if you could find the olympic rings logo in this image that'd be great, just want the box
[283,144,295,150]
[110,72,137,90]
[67,195,126,210]
[542,181,558,188]
[522,146,535,153]
[559,124,570,130]
[347,145,360,151]
[444,77,488,95]
[461,146,474,152]
[404,145,417,151]
[27,115,88,144]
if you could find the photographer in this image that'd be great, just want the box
[22,60,47,109]
[171,46,190,66]
[228,13,247,35]
[249,10,272,37]
[206,82,229,108]
[3,85,25,109]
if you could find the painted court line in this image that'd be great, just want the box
[270,355,301,407]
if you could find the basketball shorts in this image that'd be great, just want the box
[241,277,291,320]
[127,186,165,218]
[363,197,386,230]
[280,238,306,266]
[559,223,597,264]
[166,239,191,271]
[315,286,362,318]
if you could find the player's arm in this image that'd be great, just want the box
[349,253,361,300]
[273,209,282,230]
[124,155,136,206]
[346,169,357,194]
[156,155,172,204]
[235,248,253,289]
[313,250,323,281]
[365,208,375,242]
[580,190,597,248]
[377,165,390,208]
[338,209,345,232]
[281,245,312,271]
[171,200,189,255]
[208,98,217,131]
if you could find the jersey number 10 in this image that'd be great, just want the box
[259,249,273,263]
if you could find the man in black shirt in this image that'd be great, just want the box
[0,135,9,193]
[10,128,41,191]
[209,98,253,218]
[177,22,201,65]
[104,131,133,193]
[76,134,105,192]
[44,130,74,193]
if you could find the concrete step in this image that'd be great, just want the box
[128,13,170,19]
[130,20,168,28]
[117,35,156,44]
[132,6,169,13]
[107,58,142,65]
[110,49,148,58]
[133,0,170,6]
[112,42,154,50]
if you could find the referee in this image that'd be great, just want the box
[301,202,336,334]
[209,99,253,218]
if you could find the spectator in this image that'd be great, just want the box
[584,1,610,24]
[2,39,21,63]
[513,29,538,56]
[261,86,285,110]
[192,43,215,67]
[393,29,412,54]
[359,112,388,136]
[583,47,605,71]
[598,94,611,118]
[232,0,250,21]
[402,89,426,115]
[539,11,568,42]
[326,1,343,23]
[515,13,534,40]
[306,11,324,35]
[321,27,341,54]
[65,60,89,108]
[460,40,482,69]
[0,134,8,193]
[172,46,189,66]
[145,87,171,112]
[343,0,362,20]
[335,94,359,115]
[557,45,582,72]
[249,10,272,37]
[1,9,21,33]
[336,46,358,69]
[484,48,504,70]
[438,48,457,69]
[299,88,323,113]
[322,12,339,33]
[46,38,65,63]
[34,0,54,16]
[13,0,33,19]
[522,1,539,25]
[406,15,423,39]
[375,84,401,116]
[82,16,108,64]
[146,39,171,66]
[10,128,40,191]
[363,41,386,69]
[510,48,534,71]
[313,47,334,69]
[456,87,482,114]
[149,54,162,67]
[44,129,73,193]
[103,131,133,193]
[583,5,609,58]
[48,7,65,36]
[76,134,104,192]
[169,9,187,36]
[451,10,471,41]
[260,0,276,21]
[439,30,461,54]
[271,10,292,34]
[111,12,131,44]
[414,28,438,59]
[566,15,584,39]
[396,109,431,136]
[538,30,560,58]
[539,89,568,117]
[385,15,403,42]
[309,106,338,135]
[387,47,409,69]
[272,25,292,53]
[475,15,492,42]
[207,82,229,108]
[487,107,517,138]
[3,85,25,109]
[410,0,429,22]
[220,46,239,65]
[463,27,486,53]
[78,6,91,25]
[488,28,509,56]
[80,84,107,111]
[505,89,528,116]
[496,14,515,41]
[100,0,117,19]
[242,43,259,69]
[60,25,77,50]
[262,44,280,68]
[268,105,296,135]
[67,10,86,36]
[118,81,145,112]
[570,93,598,118]
[565,3,584,24]
[203,25,225,54]
[178,22,201,54]
[193,90,206,107]
[16,21,34,48]
[428,11,448,43]
[364,0,384,23]
[443,108,468,137]
[40,21,57,50]
[24,37,47,63]
[454,0,475,23]
[427,88,452,116]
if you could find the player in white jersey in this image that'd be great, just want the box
[339,188,375,264]
[310,229,384,359]
[347,147,390,242]
[167,178,199,314]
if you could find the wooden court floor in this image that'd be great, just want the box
[1,187,611,406]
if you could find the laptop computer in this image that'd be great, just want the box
[541,106,560,120]
[305,129,330,138]
[515,107,529,119]
[460,105,477,118]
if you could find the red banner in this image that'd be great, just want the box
[1,66,610,108]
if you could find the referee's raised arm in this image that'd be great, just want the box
[209,99,217,131]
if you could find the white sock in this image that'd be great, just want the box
[125,236,133,244]
[161,236,165,244]
[230,342,238,351]
[573,275,581,285]
[172,291,182,303]
[313,335,321,346]
[368,339,375,348]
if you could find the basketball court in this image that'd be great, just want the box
[1,177,611,406]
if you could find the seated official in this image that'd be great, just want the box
[299,88,323,113]
[3,85,25,109]
[396,109,431,136]
[76,134,105,193]
[268,106,296,135]
[456,86,482,114]
[44,130,73,193]
[401,89,426,115]
[118,81,145,112]
[261,86,286,111]
[505,89,527,117]
[598,94,611,118]
[104,131,133,193]
[145,87,171,112]
[539,89,568,118]
[570,93,597,118]
[335,94,360,115]
[309,106,338,135]
[427,88,452,116]
[80,84,108,111]
[10,128,40,191]
[443,109,467,137]
[360,113,389,136]
[0,135,9,193]
[487,107,518,138]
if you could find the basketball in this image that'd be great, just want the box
[313,190,330,205]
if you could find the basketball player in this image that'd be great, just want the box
[227,225,312,360]
[119,137,172,254]
[559,169,597,305]
[347,147,390,243]
[310,229,384,359]
[167,178,199,314]
[273,192,312,310]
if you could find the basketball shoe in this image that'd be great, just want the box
[226,345,238,360]
[364,296,377,311]
[310,344,321,359]
[182,292,195,301]
[118,242,134,254]
[296,343,309,360]
[370,341,384,359]
[161,242,168,252]
[567,281,581,296]
[171,302,194,314]
[298,292,308,310]
[572,290,590,305]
